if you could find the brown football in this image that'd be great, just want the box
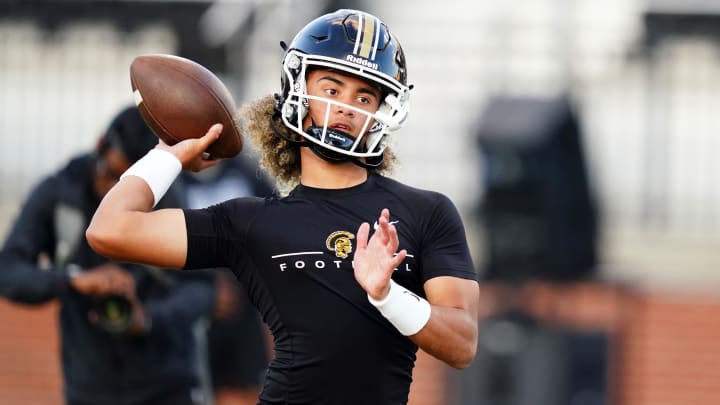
[130,54,243,159]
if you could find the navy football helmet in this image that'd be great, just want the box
[275,9,410,166]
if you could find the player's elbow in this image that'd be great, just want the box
[449,342,477,370]
[445,323,479,369]
[86,218,124,259]
[450,313,480,369]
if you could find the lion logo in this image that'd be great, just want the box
[326,231,355,259]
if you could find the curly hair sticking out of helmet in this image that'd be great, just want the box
[239,94,397,193]
[234,9,410,192]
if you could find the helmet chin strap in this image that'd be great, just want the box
[270,112,384,168]
[353,153,384,169]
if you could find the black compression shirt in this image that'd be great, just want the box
[184,173,477,404]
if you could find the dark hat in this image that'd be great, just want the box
[104,106,158,163]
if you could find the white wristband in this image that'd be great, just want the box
[368,279,431,336]
[121,149,182,207]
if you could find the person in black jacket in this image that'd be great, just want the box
[0,106,217,405]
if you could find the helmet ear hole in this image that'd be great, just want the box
[282,102,298,123]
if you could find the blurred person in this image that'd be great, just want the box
[0,106,218,405]
[88,9,480,405]
[178,157,274,405]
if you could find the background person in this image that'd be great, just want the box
[178,156,274,405]
[0,106,218,405]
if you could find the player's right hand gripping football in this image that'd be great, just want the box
[156,123,224,172]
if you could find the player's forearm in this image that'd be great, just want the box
[367,274,480,368]
[86,176,154,259]
[411,305,478,369]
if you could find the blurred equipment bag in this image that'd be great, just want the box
[476,94,598,282]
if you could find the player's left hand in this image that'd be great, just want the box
[353,208,406,300]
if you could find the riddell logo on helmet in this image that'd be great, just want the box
[346,55,379,70]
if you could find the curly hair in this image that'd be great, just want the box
[238,95,398,193]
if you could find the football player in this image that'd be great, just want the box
[88,9,479,404]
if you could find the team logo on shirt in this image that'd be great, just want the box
[325,230,355,259]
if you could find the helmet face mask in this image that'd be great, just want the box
[276,9,410,164]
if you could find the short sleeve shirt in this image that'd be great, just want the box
[184,174,477,404]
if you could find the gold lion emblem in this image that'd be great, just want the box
[326,231,355,259]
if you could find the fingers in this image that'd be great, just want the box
[182,123,224,172]
[199,123,223,149]
[102,266,135,297]
[391,249,407,268]
[188,155,222,172]
[373,208,398,249]
[353,209,406,298]
[73,265,136,298]
[356,222,370,250]
[193,124,223,159]
[376,208,391,230]
[154,123,223,168]
[357,208,400,254]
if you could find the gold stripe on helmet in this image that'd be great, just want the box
[358,14,377,59]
